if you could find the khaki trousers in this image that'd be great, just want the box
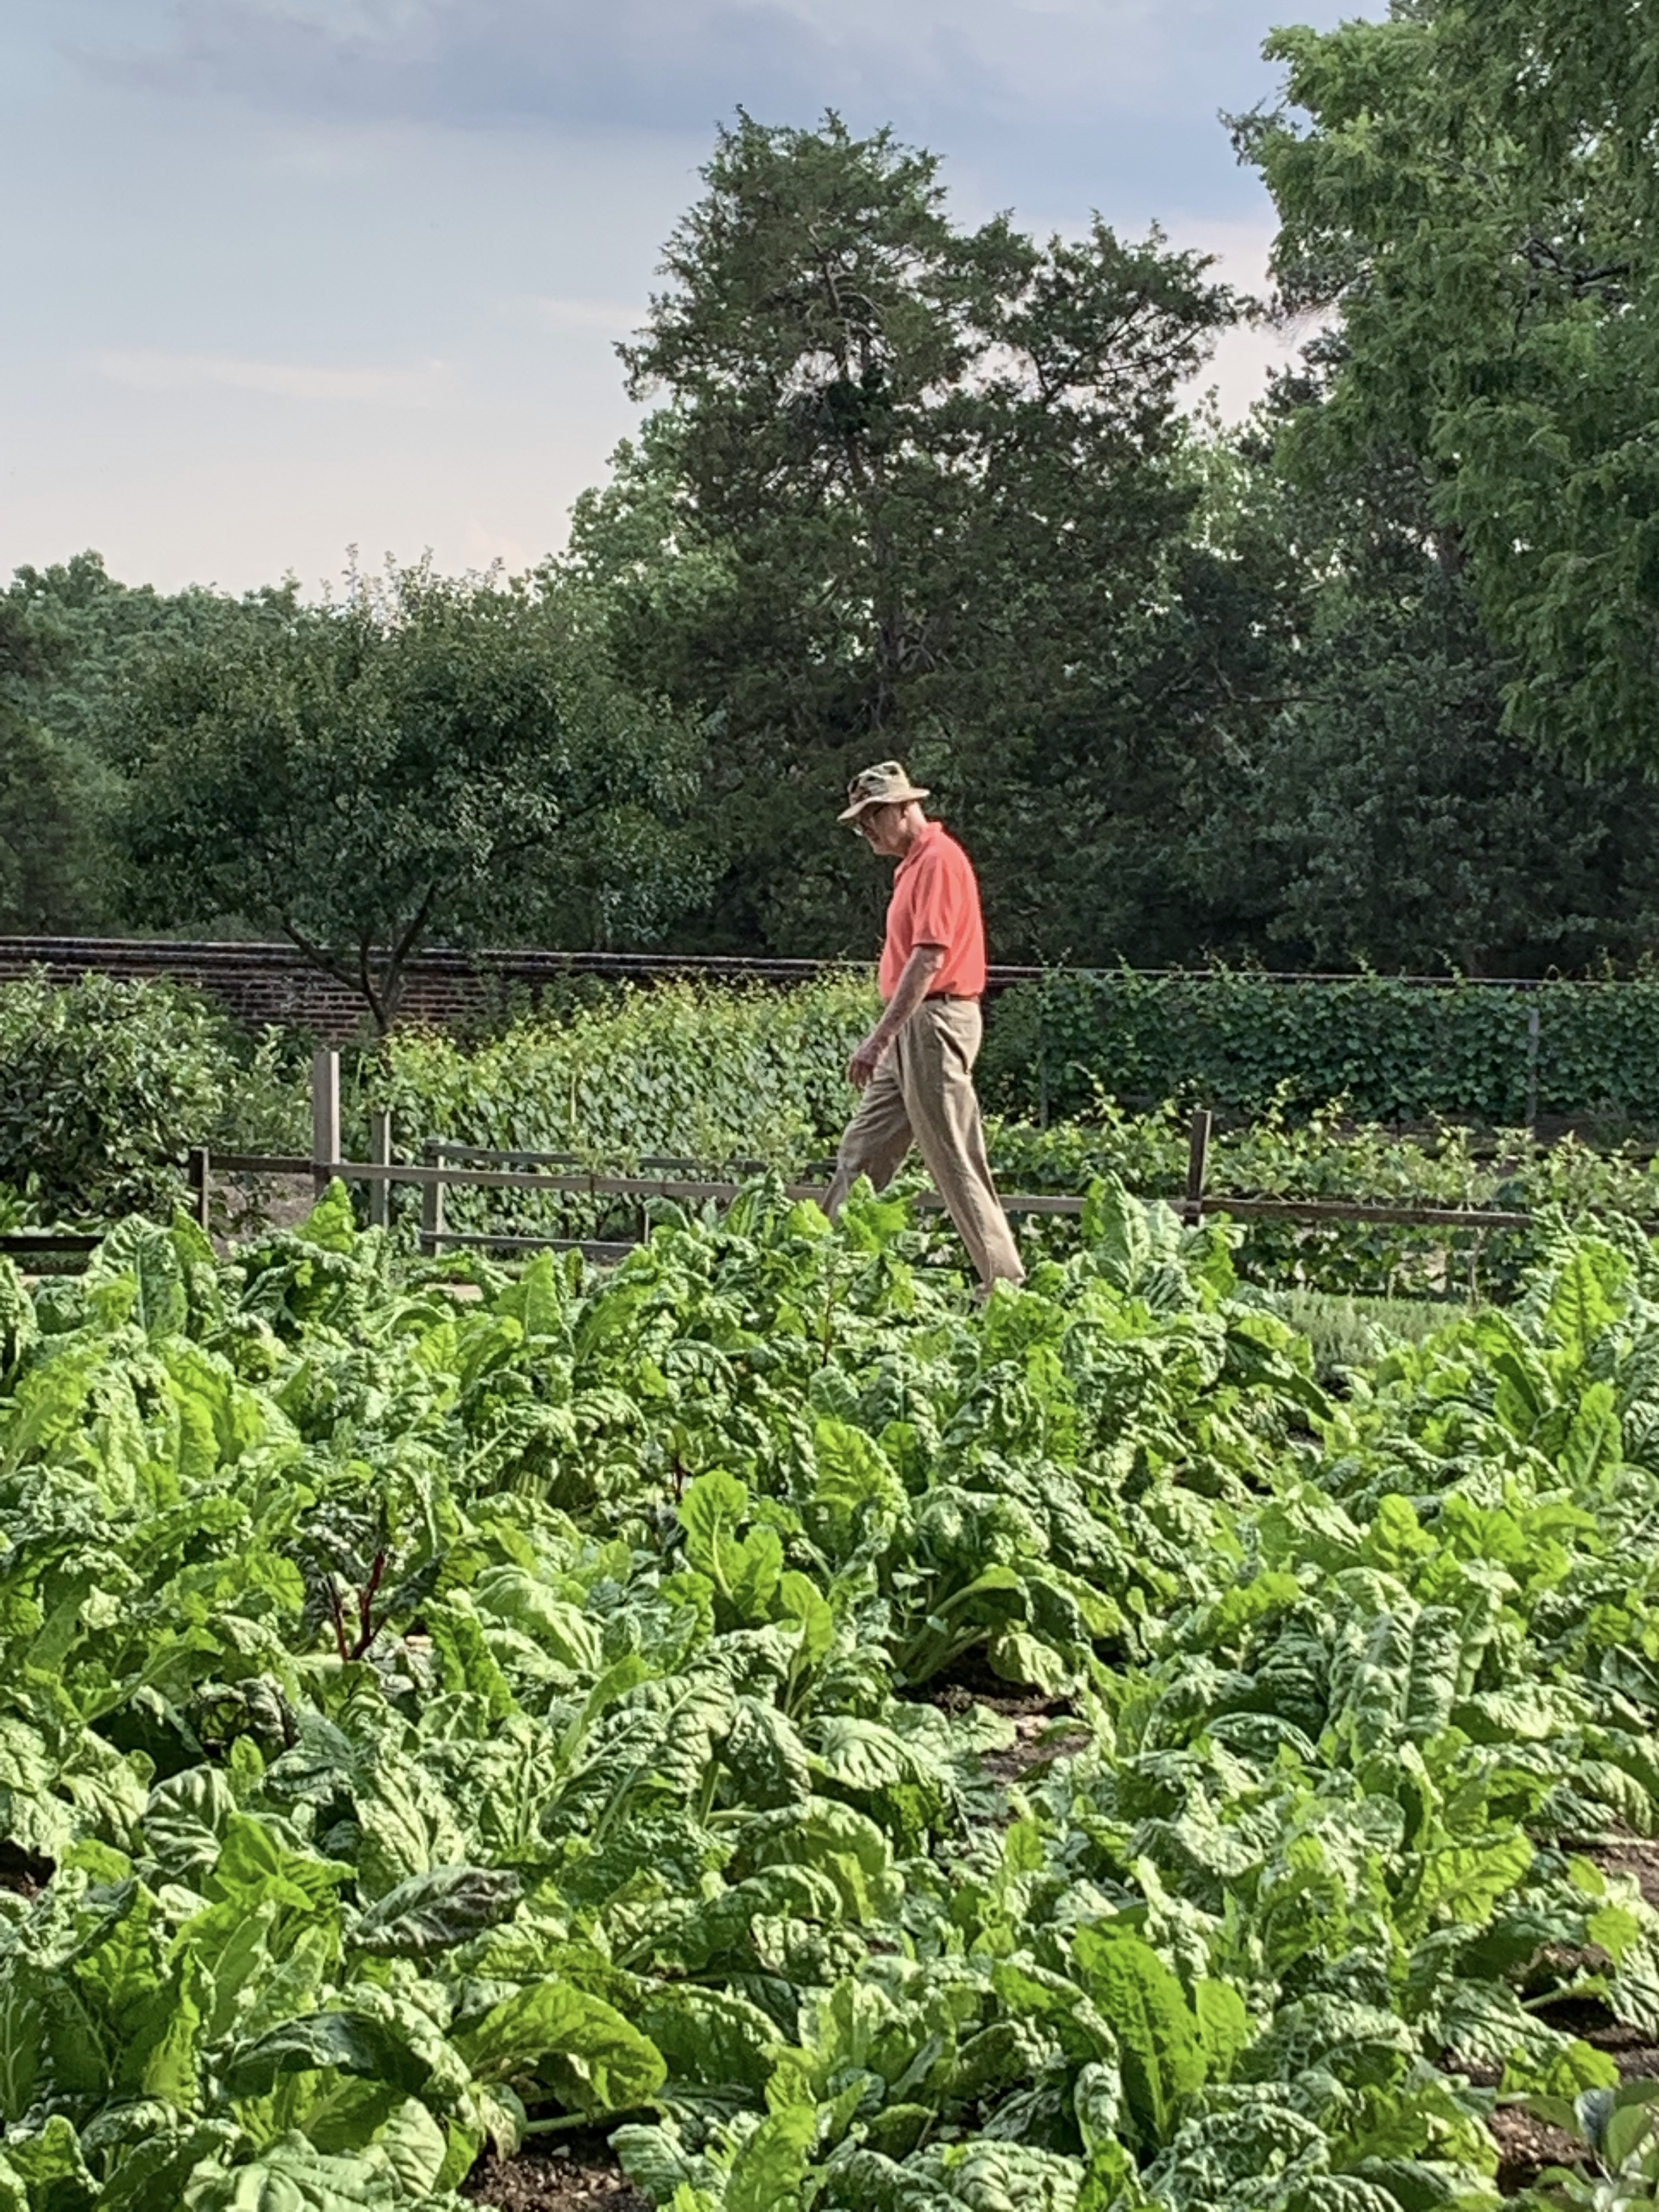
[825,997,1025,1289]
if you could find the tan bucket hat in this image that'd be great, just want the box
[838,759,932,823]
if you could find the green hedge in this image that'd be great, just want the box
[977,968,1659,1124]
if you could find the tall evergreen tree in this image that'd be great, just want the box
[572,113,1255,961]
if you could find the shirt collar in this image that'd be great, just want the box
[896,820,943,875]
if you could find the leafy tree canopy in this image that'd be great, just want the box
[1237,0,1659,769]
[570,112,1249,960]
[1184,365,1659,978]
[119,561,709,1031]
[0,597,109,934]
[0,552,298,934]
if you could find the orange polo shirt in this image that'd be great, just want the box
[879,821,988,1001]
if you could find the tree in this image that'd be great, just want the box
[1236,0,1659,768]
[6,551,293,756]
[0,551,303,935]
[1235,485,1659,974]
[1176,335,1659,977]
[119,561,708,1032]
[572,112,1248,960]
[0,597,114,933]
[947,420,1300,968]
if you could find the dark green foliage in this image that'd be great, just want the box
[0,552,302,934]
[0,972,302,1219]
[118,561,708,1035]
[561,103,1659,972]
[0,592,119,934]
[1237,0,1659,770]
[20,59,1659,981]
[577,113,1243,960]
[1201,417,1659,977]
[5,550,293,759]
[18,46,1659,980]
[981,969,1659,1126]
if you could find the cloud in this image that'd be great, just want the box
[75,0,1179,138]
[97,347,454,403]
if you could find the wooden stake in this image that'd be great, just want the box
[1525,999,1542,1133]
[421,1138,447,1255]
[311,1049,340,1197]
[186,1146,211,1232]
[1186,1108,1212,1222]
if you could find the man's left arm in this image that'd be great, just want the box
[849,943,945,1089]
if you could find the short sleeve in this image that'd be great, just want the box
[906,847,959,949]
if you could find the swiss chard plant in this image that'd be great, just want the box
[0,1178,1655,2207]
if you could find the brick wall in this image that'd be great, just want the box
[0,938,985,1042]
[0,939,1045,1040]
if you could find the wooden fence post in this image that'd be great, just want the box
[311,1049,340,1197]
[186,1146,211,1233]
[1185,1108,1212,1223]
[421,1138,446,1256]
[369,1110,392,1231]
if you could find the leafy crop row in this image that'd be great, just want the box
[2,1182,1658,2207]
[365,985,1659,1296]
[368,977,874,1172]
[990,1107,1659,1300]
[370,1005,1659,1294]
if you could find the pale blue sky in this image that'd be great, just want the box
[3,0,1351,594]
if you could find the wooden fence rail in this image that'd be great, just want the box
[0,1053,1550,1275]
[184,1055,1543,1256]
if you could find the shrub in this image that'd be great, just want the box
[0,970,304,1220]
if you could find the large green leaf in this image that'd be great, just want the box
[1404,1830,1536,1937]
[183,2133,409,2210]
[454,1980,665,2115]
[351,1867,523,1959]
[726,2103,820,2212]
[1073,1925,1206,2151]
[220,2009,435,2101]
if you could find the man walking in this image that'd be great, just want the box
[825,760,1025,1293]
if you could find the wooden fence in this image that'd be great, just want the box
[191,1049,1537,1260]
[2,1047,1546,1274]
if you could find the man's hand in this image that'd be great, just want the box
[847,943,945,1091]
[848,1032,888,1090]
